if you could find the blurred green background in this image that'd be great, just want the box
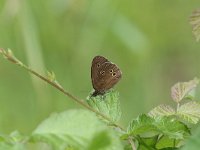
[0,0,200,134]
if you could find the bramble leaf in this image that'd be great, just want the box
[87,131,111,150]
[171,78,199,103]
[154,116,190,139]
[127,115,190,140]
[181,125,200,150]
[137,135,158,150]
[190,9,200,42]
[177,101,200,124]
[148,105,175,118]
[156,135,180,149]
[0,143,26,150]
[127,114,156,135]
[31,109,123,150]
[0,131,27,150]
[86,90,121,122]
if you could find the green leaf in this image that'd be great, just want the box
[0,143,26,150]
[153,116,190,139]
[127,115,190,140]
[141,135,158,147]
[181,125,200,150]
[0,131,27,150]
[120,133,130,140]
[87,131,111,150]
[86,90,121,122]
[31,109,123,150]
[156,135,180,149]
[159,148,179,150]
[124,144,133,150]
[138,145,153,150]
[171,78,199,103]
[190,9,200,42]
[177,101,200,124]
[136,135,158,150]
[148,105,175,118]
[127,114,156,135]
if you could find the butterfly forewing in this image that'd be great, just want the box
[91,56,122,96]
[91,56,108,90]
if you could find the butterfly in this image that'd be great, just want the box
[91,56,122,96]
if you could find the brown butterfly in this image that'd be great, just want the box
[91,56,122,96]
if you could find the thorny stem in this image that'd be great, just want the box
[0,48,136,150]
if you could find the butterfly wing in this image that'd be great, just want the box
[91,56,122,95]
[97,62,122,92]
[91,56,108,92]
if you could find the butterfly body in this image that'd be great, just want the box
[91,56,122,96]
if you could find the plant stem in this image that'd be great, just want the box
[0,48,137,149]
[128,137,137,150]
[25,64,125,130]
[176,102,180,113]
[1,48,115,126]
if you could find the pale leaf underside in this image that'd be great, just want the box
[171,78,199,103]
[148,104,175,118]
[190,9,200,42]
[177,101,200,124]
